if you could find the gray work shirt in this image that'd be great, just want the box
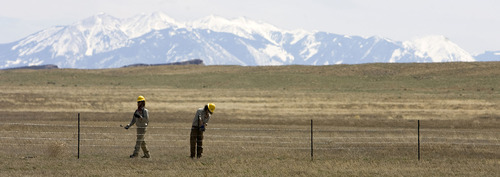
[191,108,210,127]
[129,108,149,128]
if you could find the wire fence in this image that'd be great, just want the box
[1,120,499,160]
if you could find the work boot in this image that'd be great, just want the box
[141,151,150,158]
[130,154,138,158]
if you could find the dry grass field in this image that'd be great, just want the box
[0,62,499,176]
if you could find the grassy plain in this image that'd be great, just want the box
[0,62,499,176]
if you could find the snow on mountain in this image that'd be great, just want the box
[190,15,282,44]
[474,51,500,61]
[6,13,130,68]
[0,12,483,69]
[122,12,182,39]
[399,35,475,62]
[74,13,129,56]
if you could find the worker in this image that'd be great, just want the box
[190,103,215,158]
[124,96,150,158]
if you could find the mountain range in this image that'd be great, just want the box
[0,12,496,69]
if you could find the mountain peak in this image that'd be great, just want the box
[122,12,181,38]
[77,12,120,27]
[0,12,484,69]
[146,11,178,25]
[190,15,280,43]
[404,35,475,62]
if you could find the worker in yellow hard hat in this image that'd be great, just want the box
[124,96,150,158]
[190,103,215,158]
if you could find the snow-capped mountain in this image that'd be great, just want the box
[0,12,481,69]
[122,12,182,39]
[392,35,475,63]
[474,51,500,61]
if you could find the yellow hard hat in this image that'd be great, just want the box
[207,103,215,113]
[137,96,146,102]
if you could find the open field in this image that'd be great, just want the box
[0,62,499,176]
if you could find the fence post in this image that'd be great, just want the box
[78,113,80,159]
[418,120,420,161]
[311,119,313,161]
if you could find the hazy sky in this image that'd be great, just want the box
[1,0,498,54]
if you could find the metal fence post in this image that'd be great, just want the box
[78,113,80,159]
[418,120,420,161]
[311,119,313,161]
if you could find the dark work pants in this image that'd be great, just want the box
[190,127,204,158]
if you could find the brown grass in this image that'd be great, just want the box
[0,62,499,176]
[47,141,68,158]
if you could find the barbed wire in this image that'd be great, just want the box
[2,122,499,155]
[3,129,498,141]
[2,135,499,146]
[2,130,498,142]
[2,122,499,134]
[3,142,498,149]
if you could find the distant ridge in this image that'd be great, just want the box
[4,64,58,70]
[122,59,204,68]
[0,12,481,69]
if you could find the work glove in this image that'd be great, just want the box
[124,125,130,129]
[199,125,205,132]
